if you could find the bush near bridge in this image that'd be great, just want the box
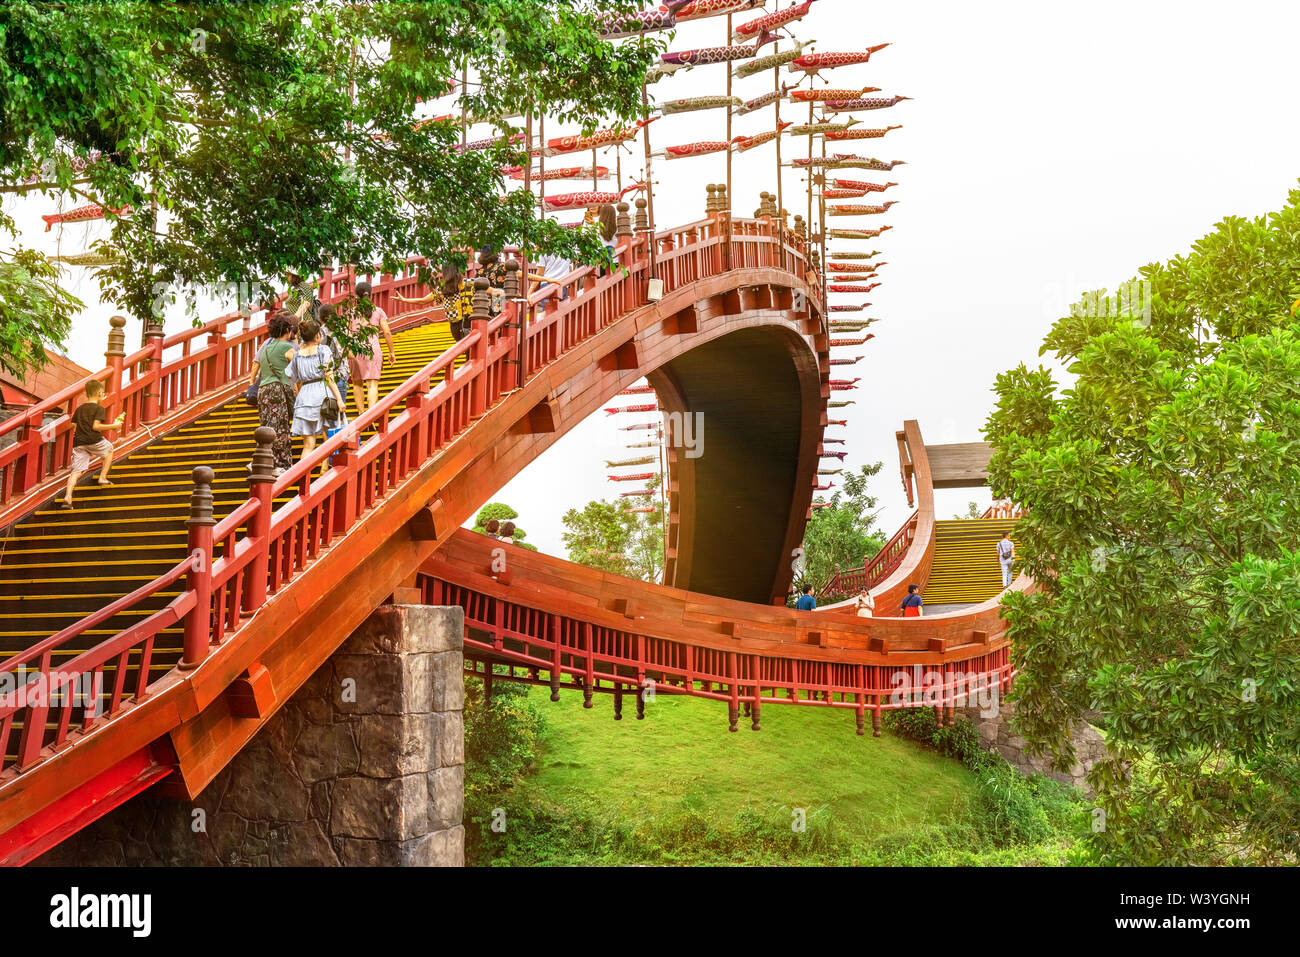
[986,183,1300,865]
[463,686,1087,866]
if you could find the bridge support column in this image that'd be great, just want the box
[34,605,466,867]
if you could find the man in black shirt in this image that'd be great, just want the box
[60,379,124,509]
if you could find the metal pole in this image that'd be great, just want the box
[818,102,829,333]
[724,13,733,269]
[806,95,814,267]
[641,81,658,279]
[539,114,546,214]
[773,44,784,265]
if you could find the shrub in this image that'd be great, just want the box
[463,673,546,862]
[885,706,1084,846]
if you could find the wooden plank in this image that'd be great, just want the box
[926,441,993,489]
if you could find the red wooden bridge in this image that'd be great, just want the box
[0,205,1019,865]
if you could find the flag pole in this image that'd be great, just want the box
[641,81,658,280]
[724,13,734,269]
[773,41,784,260]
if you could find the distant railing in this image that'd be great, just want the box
[821,510,918,598]
[0,212,814,774]
[423,559,1014,737]
[981,501,1024,520]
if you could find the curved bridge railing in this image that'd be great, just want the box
[0,214,815,783]
[421,529,1017,736]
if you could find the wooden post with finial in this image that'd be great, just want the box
[244,427,276,613]
[141,316,165,424]
[104,315,126,427]
[469,277,490,416]
[181,465,216,669]
[503,259,524,391]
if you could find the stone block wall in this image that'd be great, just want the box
[955,698,1110,796]
[35,604,465,867]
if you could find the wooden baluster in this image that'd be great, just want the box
[583,621,595,708]
[727,650,739,732]
[244,428,275,612]
[503,260,523,392]
[142,318,165,423]
[181,466,216,669]
[469,277,490,417]
[550,613,562,702]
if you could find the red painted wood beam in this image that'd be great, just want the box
[0,748,171,866]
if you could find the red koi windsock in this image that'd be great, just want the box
[832,179,898,192]
[830,334,876,346]
[608,472,657,482]
[733,0,818,41]
[676,0,763,22]
[825,125,903,141]
[42,203,131,231]
[543,183,645,210]
[605,402,659,415]
[789,87,880,103]
[787,45,891,73]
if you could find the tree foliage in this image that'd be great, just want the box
[560,476,664,582]
[472,501,536,551]
[796,462,886,594]
[0,0,657,372]
[985,184,1300,865]
[0,247,77,378]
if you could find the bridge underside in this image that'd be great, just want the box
[653,326,821,605]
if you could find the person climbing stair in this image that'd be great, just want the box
[59,379,123,509]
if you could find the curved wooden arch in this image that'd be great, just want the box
[650,321,823,605]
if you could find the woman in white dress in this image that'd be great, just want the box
[854,588,875,618]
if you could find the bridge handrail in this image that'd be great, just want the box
[822,509,919,597]
[0,215,813,777]
[423,530,1018,734]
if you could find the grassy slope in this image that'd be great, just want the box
[477,687,1079,865]
[519,690,977,831]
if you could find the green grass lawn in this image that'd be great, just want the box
[469,686,1083,866]
[518,689,977,834]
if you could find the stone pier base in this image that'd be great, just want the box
[35,604,465,866]
[955,699,1109,796]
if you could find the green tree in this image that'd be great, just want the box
[985,184,1300,865]
[0,248,78,378]
[0,0,657,370]
[953,501,983,520]
[560,476,664,582]
[797,462,886,594]
[472,501,536,551]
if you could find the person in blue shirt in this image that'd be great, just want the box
[795,584,817,611]
[901,584,923,617]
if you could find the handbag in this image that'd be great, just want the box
[247,341,268,405]
[320,395,340,422]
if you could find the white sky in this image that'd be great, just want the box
[7,0,1300,557]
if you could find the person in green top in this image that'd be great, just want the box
[248,310,297,474]
[284,269,319,321]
